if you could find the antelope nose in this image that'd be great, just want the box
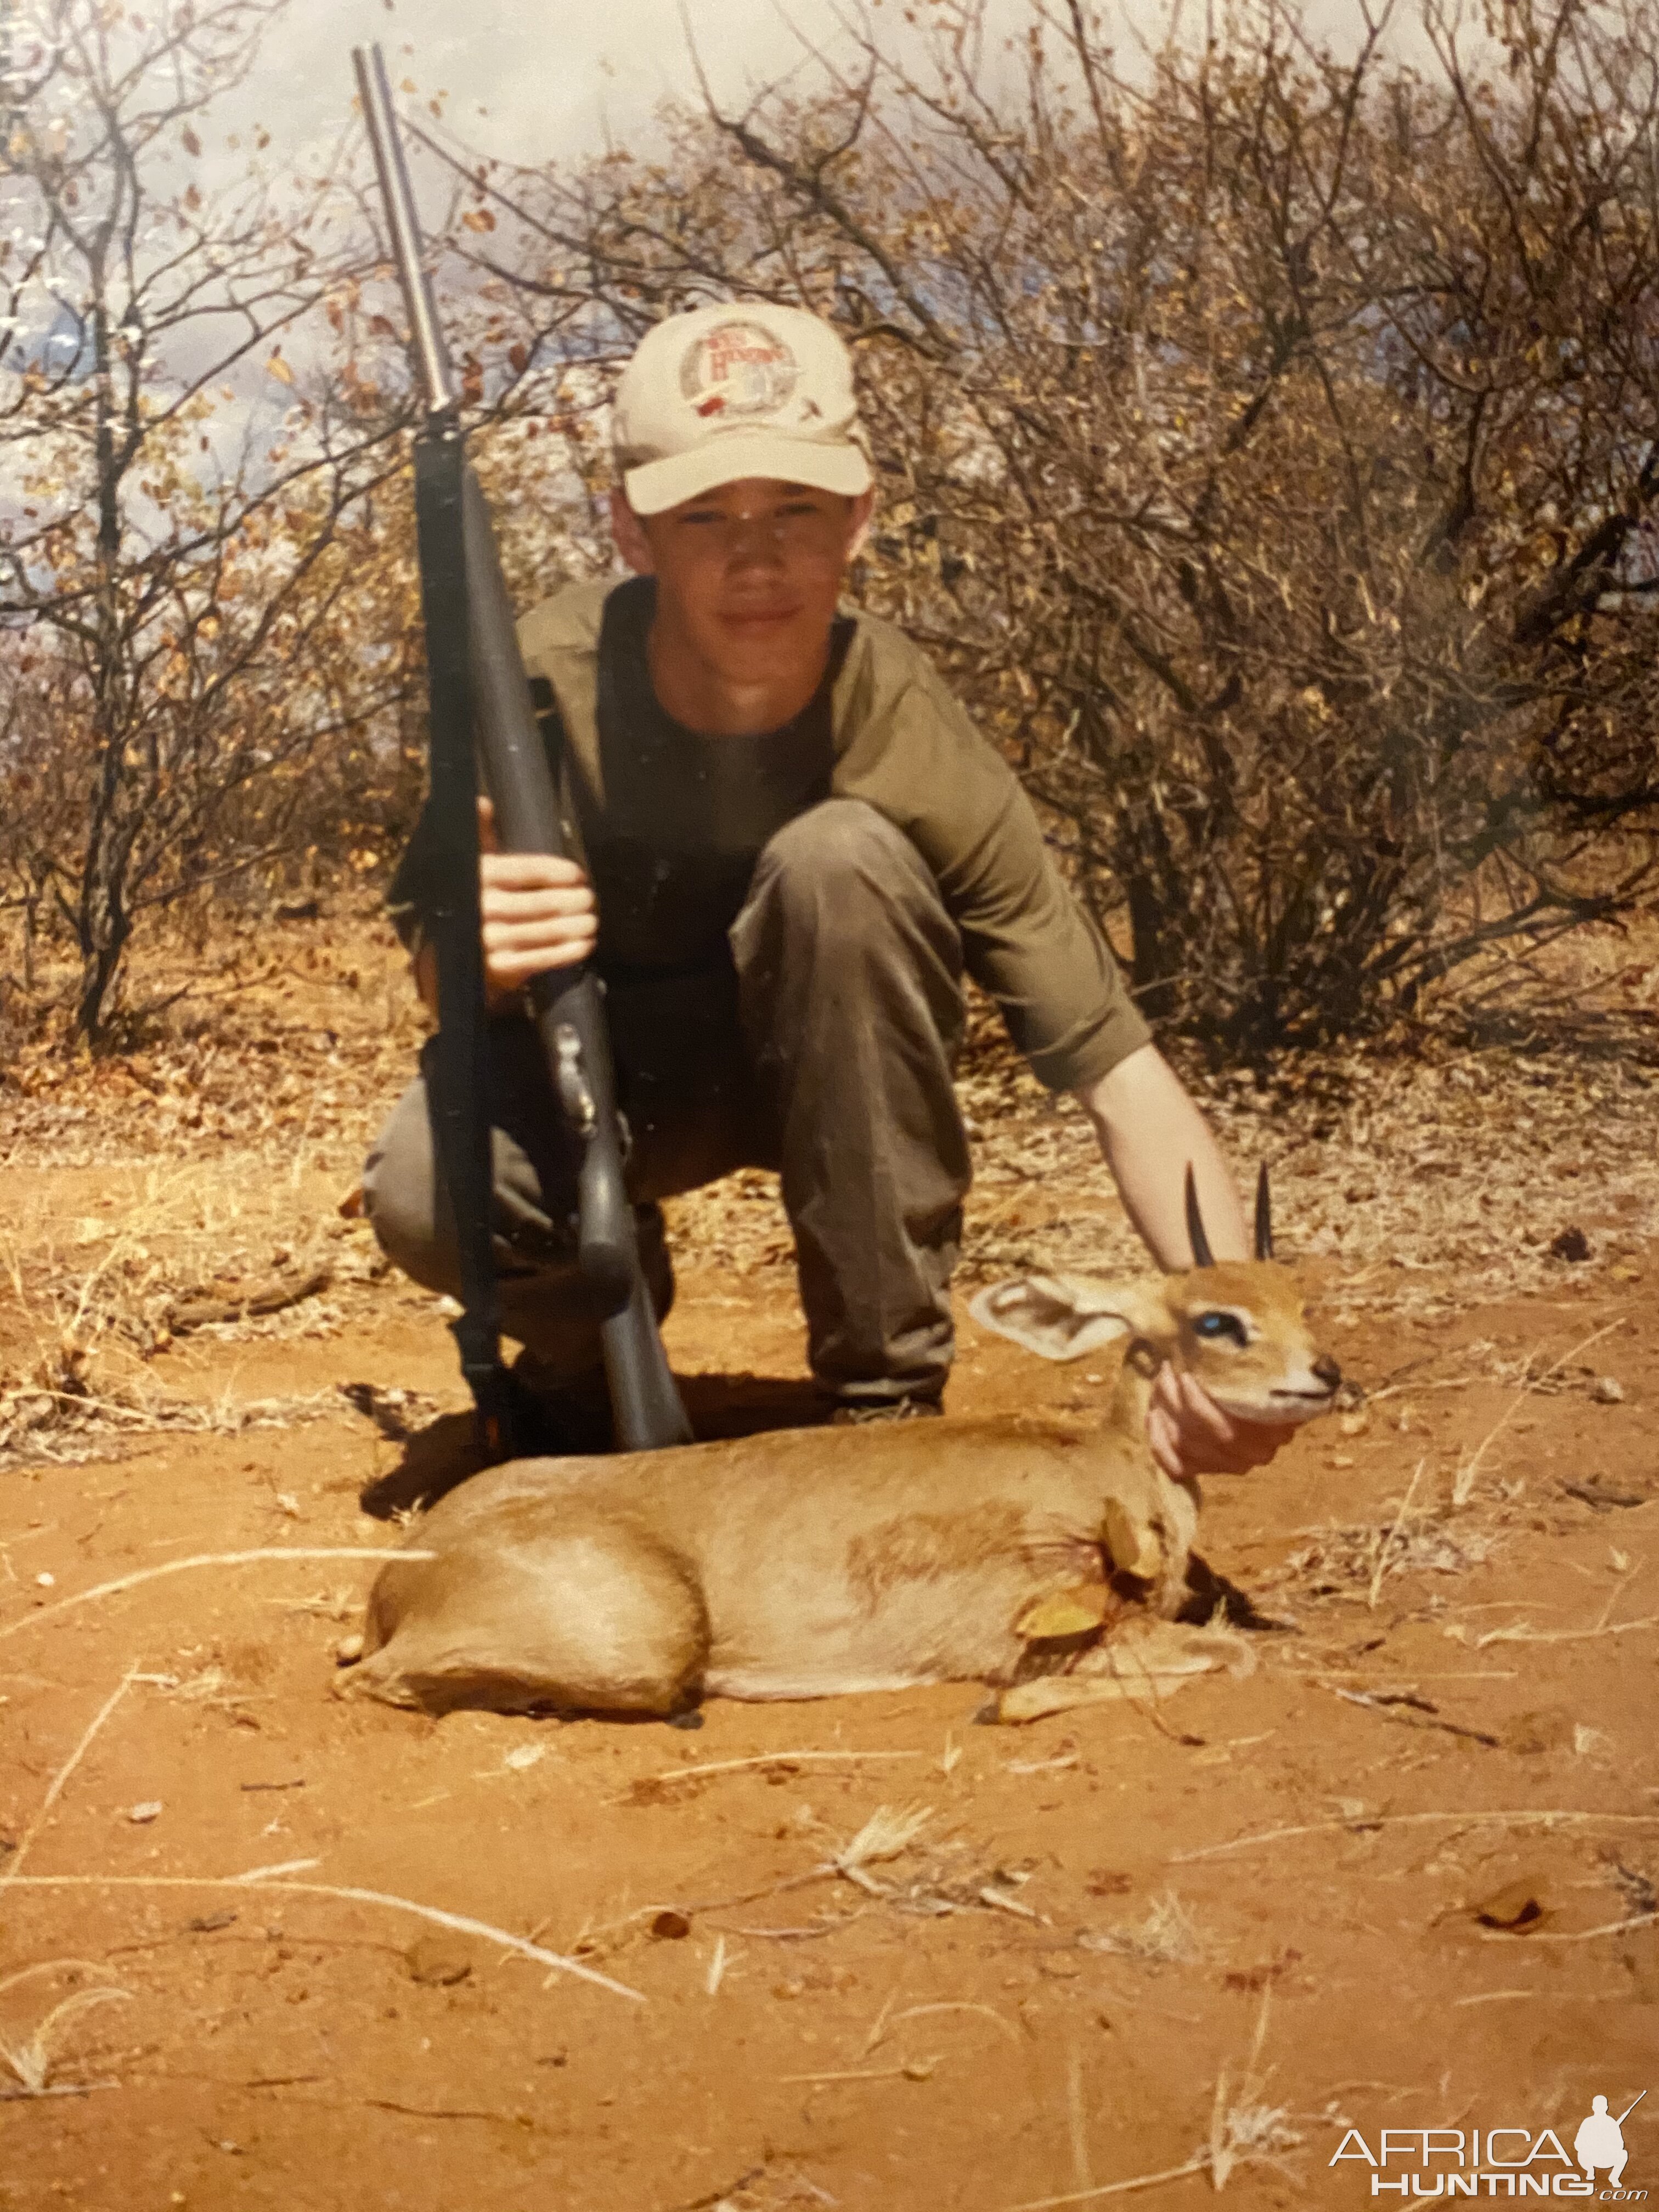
[1312,1355,1342,1391]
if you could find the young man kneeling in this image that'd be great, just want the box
[365,303,1290,1482]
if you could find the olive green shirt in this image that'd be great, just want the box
[391,576,1149,1093]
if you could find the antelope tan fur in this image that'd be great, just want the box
[347,1172,1340,1724]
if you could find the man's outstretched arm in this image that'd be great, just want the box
[1074,1042,1298,1481]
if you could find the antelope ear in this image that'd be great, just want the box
[969,1274,1161,1362]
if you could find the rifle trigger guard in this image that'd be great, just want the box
[552,1022,599,1137]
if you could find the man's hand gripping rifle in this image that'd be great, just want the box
[353,45,691,1457]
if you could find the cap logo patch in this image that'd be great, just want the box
[679,318,799,420]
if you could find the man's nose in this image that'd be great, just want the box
[723,514,787,566]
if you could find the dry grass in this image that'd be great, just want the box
[1172,1808,1659,1864]
[644,1750,923,1789]
[0,1373,347,1472]
[664,1012,1659,1308]
[0,1983,130,2098]
[0,1650,650,2035]
[822,1804,934,1895]
[946,939,1659,1319]
[0,914,431,1463]
[0,1660,645,2001]
[0,1548,435,1646]
[3,1870,647,2003]
[1276,1516,1497,1602]
[4,912,1656,1483]
[1449,1319,1630,1506]
[1,1670,139,1889]
[1079,1891,1205,1966]
[1206,1991,1300,2192]
[1000,1991,1302,2206]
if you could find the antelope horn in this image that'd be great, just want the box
[1183,1163,1215,1271]
[1254,1163,1274,1262]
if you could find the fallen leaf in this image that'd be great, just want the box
[1015,1583,1111,1640]
[1102,1498,1163,1579]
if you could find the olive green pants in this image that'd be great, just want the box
[362,800,971,1407]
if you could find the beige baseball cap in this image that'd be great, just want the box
[612,303,873,515]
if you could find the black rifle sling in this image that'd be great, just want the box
[413,426,518,1459]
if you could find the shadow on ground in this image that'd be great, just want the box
[356,1368,828,1517]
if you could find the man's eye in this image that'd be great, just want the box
[1194,1312,1248,1346]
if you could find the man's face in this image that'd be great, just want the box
[611,477,873,692]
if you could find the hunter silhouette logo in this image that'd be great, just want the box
[1577,2095,1644,2192]
[678,319,799,420]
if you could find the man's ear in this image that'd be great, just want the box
[610,489,656,575]
[845,486,876,563]
[968,1274,1163,1363]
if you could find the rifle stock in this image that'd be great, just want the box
[354,42,691,1453]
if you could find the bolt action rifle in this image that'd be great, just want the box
[352,44,690,1457]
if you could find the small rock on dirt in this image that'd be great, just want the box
[404,1934,473,1987]
[1548,1225,1591,1262]
[650,1910,691,1940]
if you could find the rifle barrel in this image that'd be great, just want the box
[351,43,458,417]
[351,40,692,1453]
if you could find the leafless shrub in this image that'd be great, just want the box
[456,0,1659,1053]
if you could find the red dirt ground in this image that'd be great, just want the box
[1,912,1654,2211]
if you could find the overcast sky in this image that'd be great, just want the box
[259,0,988,175]
[246,1,1444,179]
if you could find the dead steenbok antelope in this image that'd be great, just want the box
[346,1168,1340,1723]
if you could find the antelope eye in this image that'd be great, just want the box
[1193,1312,1249,1347]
